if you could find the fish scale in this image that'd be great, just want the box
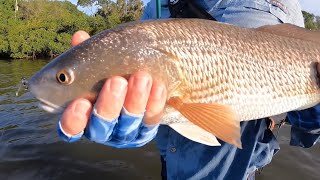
[28,19,320,147]
[142,19,320,121]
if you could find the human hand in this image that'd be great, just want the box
[57,31,167,147]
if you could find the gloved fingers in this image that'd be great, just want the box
[58,98,92,142]
[105,123,159,148]
[85,107,118,143]
[85,72,164,147]
[143,80,167,125]
[85,76,127,143]
[57,121,84,143]
[113,72,153,141]
[123,71,153,114]
[110,79,166,143]
[125,80,168,146]
[136,122,160,144]
[95,76,128,119]
[87,107,160,146]
[111,108,145,142]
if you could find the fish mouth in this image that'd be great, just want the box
[37,98,63,114]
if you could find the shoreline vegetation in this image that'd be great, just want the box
[0,0,319,59]
[0,0,143,59]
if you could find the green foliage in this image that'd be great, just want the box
[82,0,144,33]
[1,0,319,59]
[0,0,143,59]
[0,0,90,58]
[302,11,320,30]
[77,0,96,7]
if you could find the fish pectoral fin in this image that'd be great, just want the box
[169,122,221,146]
[167,97,242,149]
[255,23,320,44]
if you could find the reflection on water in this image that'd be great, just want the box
[0,59,319,180]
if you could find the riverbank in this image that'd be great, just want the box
[0,0,143,59]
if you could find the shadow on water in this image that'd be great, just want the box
[0,59,319,180]
[0,142,161,180]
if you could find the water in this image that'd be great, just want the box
[0,59,319,180]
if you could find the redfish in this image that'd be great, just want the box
[27,19,320,148]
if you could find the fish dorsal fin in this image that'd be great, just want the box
[169,122,221,146]
[167,97,242,148]
[256,23,320,44]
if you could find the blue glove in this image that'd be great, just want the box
[287,104,320,148]
[57,121,84,143]
[57,107,159,148]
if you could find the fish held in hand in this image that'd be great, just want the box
[28,19,320,148]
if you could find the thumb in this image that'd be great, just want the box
[71,30,90,47]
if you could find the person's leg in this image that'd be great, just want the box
[155,0,305,179]
[155,125,170,180]
[160,155,168,180]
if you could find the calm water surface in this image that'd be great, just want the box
[0,59,319,180]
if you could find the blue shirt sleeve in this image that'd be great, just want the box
[287,104,320,148]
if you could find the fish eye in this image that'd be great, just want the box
[56,69,74,85]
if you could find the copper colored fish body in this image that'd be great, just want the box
[28,19,320,148]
